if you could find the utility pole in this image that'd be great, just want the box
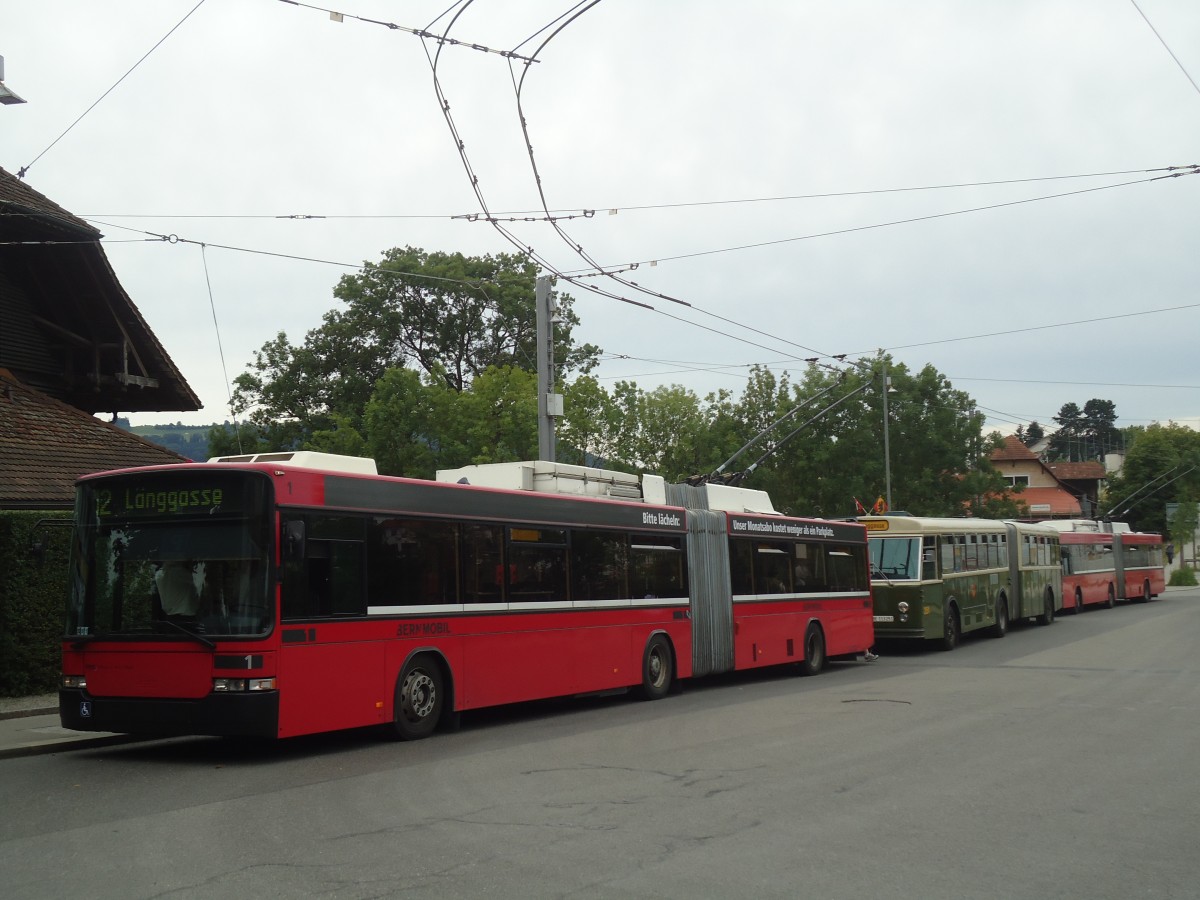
[536,275,563,461]
[882,354,893,511]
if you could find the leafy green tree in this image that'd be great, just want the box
[1102,423,1200,531]
[230,248,600,442]
[1168,500,1198,566]
[705,359,1010,518]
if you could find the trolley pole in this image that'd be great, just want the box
[536,275,562,462]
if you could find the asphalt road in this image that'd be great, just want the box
[2,590,1198,900]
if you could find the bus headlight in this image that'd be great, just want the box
[897,602,910,613]
[213,677,277,693]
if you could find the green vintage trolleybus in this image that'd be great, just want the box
[860,516,1062,650]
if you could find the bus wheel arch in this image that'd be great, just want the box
[637,632,675,701]
[940,600,961,651]
[798,621,826,676]
[391,651,451,740]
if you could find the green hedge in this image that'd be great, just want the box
[0,511,73,697]
[1169,567,1198,587]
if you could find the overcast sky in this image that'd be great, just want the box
[5,0,1199,440]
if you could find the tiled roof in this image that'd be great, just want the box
[0,170,97,237]
[991,434,1040,462]
[1016,486,1083,517]
[0,164,200,413]
[0,368,187,509]
[1048,461,1106,481]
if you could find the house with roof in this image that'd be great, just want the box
[989,435,1106,520]
[0,164,198,507]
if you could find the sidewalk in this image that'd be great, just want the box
[0,693,143,760]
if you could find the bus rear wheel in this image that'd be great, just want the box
[1038,590,1055,626]
[940,603,960,652]
[798,624,826,676]
[1105,585,1116,609]
[392,656,445,741]
[637,634,674,700]
[1140,580,1152,603]
[989,596,1009,638]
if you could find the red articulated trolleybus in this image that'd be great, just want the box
[1040,519,1166,611]
[60,452,873,740]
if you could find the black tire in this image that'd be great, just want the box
[391,656,445,741]
[989,596,1009,638]
[637,634,674,700]
[798,624,826,676]
[1038,589,1055,626]
[1141,580,1153,603]
[1105,584,1116,609]
[1073,588,1084,615]
[940,602,960,652]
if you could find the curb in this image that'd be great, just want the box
[0,705,57,722]
[0,732,150,761]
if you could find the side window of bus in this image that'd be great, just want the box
[964,534,979,571]
[462,524,504,603]
[826,547,866,592]
[793,543,826,591]
[570,531,628,602]
[922,536,937,580]
[281,514,366,619]
[728,540,754,595]
[631,536,686,599]
[507,527,567,602]
[940,538,954,575]
[367,517,459,606]
[753,542,792,594]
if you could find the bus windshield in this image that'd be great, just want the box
[869,536,922,581]
[67,471,274,640]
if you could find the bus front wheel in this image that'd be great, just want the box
[637,634,674,700]
[798,624,826,676]
[392,656,445,741]
[940,603,960,652]
[1073,588,1084,614]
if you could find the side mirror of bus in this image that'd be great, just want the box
[282,520,306,562]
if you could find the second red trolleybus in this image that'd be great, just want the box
[60,453,873,740]
[1040,520,1166,611]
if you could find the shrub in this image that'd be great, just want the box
[1168,567,1197,587]
[0,511,72,696]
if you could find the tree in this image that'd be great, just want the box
[1168,500,1198,567]
[1015,421,1044,447]
[231,247,600,443]
[705,358,1011,519]
[1047,398,1122,462]
[1102,423,1200,532]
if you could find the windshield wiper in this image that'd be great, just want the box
[156,617,216,649]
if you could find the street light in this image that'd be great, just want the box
[0,56,27,105]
